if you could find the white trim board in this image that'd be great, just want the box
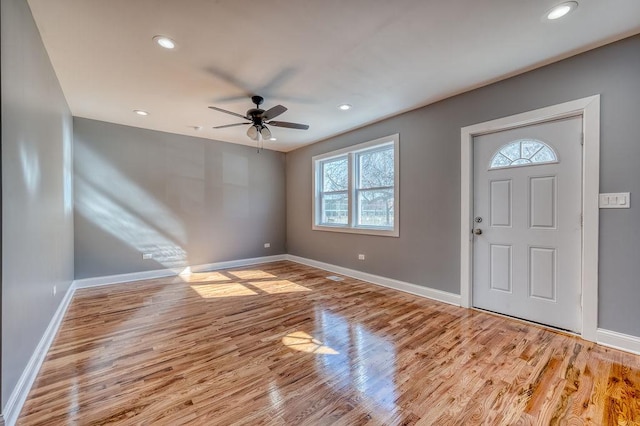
[2,281,77,426]
[74,255,287,289]
[597,329,640,356]
[460,95,600,342]
[286,255,461,306]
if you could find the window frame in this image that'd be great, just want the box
[312,134,399,237]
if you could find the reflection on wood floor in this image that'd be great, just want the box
[18,261,640,425]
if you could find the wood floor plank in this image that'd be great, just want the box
[16,261,640,425]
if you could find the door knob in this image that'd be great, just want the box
[473,229,482,235]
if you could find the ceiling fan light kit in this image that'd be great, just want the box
[209,95,309,147]
[247,125,259,141]
[260,126,272,140]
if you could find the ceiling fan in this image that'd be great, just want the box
[209,95,309,141]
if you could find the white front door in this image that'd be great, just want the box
[472,116,583,332]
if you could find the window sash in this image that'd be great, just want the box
[320,156,348,192]
[355,145,395,190]
[318,190,349,226]
[355,187,395,228]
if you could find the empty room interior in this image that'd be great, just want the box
[2,0,640,424]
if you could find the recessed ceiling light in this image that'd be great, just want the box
[133,110,149,116]
[545,1,578,20]
[338,104,352,111]
[153,35,176,49]
[269,137,277,141]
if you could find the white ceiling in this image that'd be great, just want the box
[27,0,640,152]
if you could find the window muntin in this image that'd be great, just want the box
[312,134,399,237]
[489,139,558,169]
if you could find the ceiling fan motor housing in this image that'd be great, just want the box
[246,108,266,124]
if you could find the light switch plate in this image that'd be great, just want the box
[599,192,630,209]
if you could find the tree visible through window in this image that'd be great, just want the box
[313,134,399,236]
[357,147,394,227]
[320,157,348,224]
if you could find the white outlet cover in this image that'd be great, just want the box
[264,243,271,248]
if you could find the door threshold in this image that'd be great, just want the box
[471,307,580,338]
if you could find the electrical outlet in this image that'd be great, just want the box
[264,243,271,248]
[53,285,57,296]
[358,254,365,260]
[142,253,153,260]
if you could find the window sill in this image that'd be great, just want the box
[312,224,399,237]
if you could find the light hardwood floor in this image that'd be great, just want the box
[18,261,640,425]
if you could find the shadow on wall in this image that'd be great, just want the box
[74,141,188,270]
[72,119,285,280]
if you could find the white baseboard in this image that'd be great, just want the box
[286,255,461,306]
[597,328,640,355]
[74,254,288,289]
[3,281,77,426]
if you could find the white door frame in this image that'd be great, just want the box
[460,95,600,341]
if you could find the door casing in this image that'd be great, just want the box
[460,95,600,341]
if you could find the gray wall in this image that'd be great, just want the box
[286,35,640,338]
[1,0,74,411]
[73,118,286,279]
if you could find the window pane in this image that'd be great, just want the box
[491,153,511,168]
[322,157,348,192]
[500,142,521,161]
[358,147,394,189]
[357,189,394,227]
[321,192,348,225]
[531,147,555,163]
[521,140,543,159]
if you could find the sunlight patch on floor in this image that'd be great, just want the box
[282,331,339,355]
[179,270,232,283]
[249,280,311,294]
[228,270,277,280]
[190,283,258,298]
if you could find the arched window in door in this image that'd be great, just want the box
[489,139,558,169]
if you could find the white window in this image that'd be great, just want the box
[489,139,558,169]
[313,134,399,236]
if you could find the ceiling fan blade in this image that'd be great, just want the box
[208,106,248,120]
[267,121,309,130]
[213,122,248,129]
[262,105,287,120]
